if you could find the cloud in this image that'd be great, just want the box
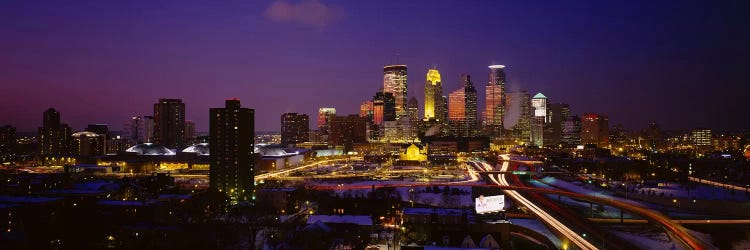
[264,0,344,28]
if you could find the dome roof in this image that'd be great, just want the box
[125,143,175,156]
[255,145,300,157]
[183,143,209,155]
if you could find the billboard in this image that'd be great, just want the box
[475,195,505,214]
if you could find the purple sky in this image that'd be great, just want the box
[1,0,748,133]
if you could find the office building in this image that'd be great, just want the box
[424,68,444,121]
[281,113,309,146]
[38,108,72,156]
[359,100,374,123]
[383,65,408,118]
[0,125,16,161]
[531,93,547,147]
[328,115,367,151]
[209,99,255,203]
[581,113,609,147]
[544,103,568,147]
[484,65,506,137]
[317,108,336,134]
[154,98,186,149]
[185,120,196,143]
[561,115,582,147]
[373,91,396,124]
[448,74,478,137]
[124,116,154,144]
[691,128,712,147]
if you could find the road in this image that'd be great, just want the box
[487,155,598,250]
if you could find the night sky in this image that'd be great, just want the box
[1,0,748,133]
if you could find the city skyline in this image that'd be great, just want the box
[1,0,748,133]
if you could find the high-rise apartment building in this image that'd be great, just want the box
[154,98,185,149]
[485,65,506,137]
[383,65,408,118]
[281,113,309,146]
[209,99,255,203]
[581,113,609,147]
[38,108,72,156]
[184,120,196,143]
[424,68,444,121]
[72,131,105,157]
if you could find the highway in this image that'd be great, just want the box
[486,155,598,250]
[255,157,362,181]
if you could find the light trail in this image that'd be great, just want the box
[255,157,362,181]
[486,155,598,250]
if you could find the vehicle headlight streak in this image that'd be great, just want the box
[488,155,598,250]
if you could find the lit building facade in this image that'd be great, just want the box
[531,93,547,147]
[506,91,531,144]
[38,108,72,156]
[359,100,374,123]
[562,115,582,147]
[484,65,506,137]
[281,113,309,146]
[72,131,105,157]
[209,99,255,203]
[383,65,408,118]
[448,74,478,137]
[424,69,444,121]
[154,98,186,149]
[373,91,396,124]
[408,97,419,123]
[544,103,568,147]
[124,116,154,144]
[581,113,609,147]
[328,115,368,151]
[690,128,712,147]
[317,107,336,134]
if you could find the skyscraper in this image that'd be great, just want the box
[424,68,444,121]
[562,115,582,147]
[531,93,547,147]
[0,125,16,161]
[38,108,72,156]
[85,124,110,155]
[383,65,408,118]
[210,99,255,203]
[154,98,185,149]
[317,107,336,134]
[184,120,196,143]
[505,91,531,144]
[581,113,609,147]
[281,113,309,146]
[448,74,478,137]
[124,116,154,144]
[690,128,712,147]
[72,131,105,157]
[485,65,506,137]
[359,100,374,123]
[408,97,419,123]
[544,103,568,147]
[373,91,396,124]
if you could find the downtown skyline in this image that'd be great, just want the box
[1,0,748,132]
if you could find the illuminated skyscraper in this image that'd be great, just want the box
[408,97,419,123]
[374,91,396,124]
[544,103,568,146]
[154,98,185,149]
[210,99,254,203]
[424,68,444,121]
[562,115,582,147]
[359,100,374,123]
[38,108,72,156]
[581,113,609,147]
[383,65,408,118]
[531,93,547,147]
[281,113,309,146]
[448,74,478,137]
[317,108,336,134]
[485,65,506,137]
